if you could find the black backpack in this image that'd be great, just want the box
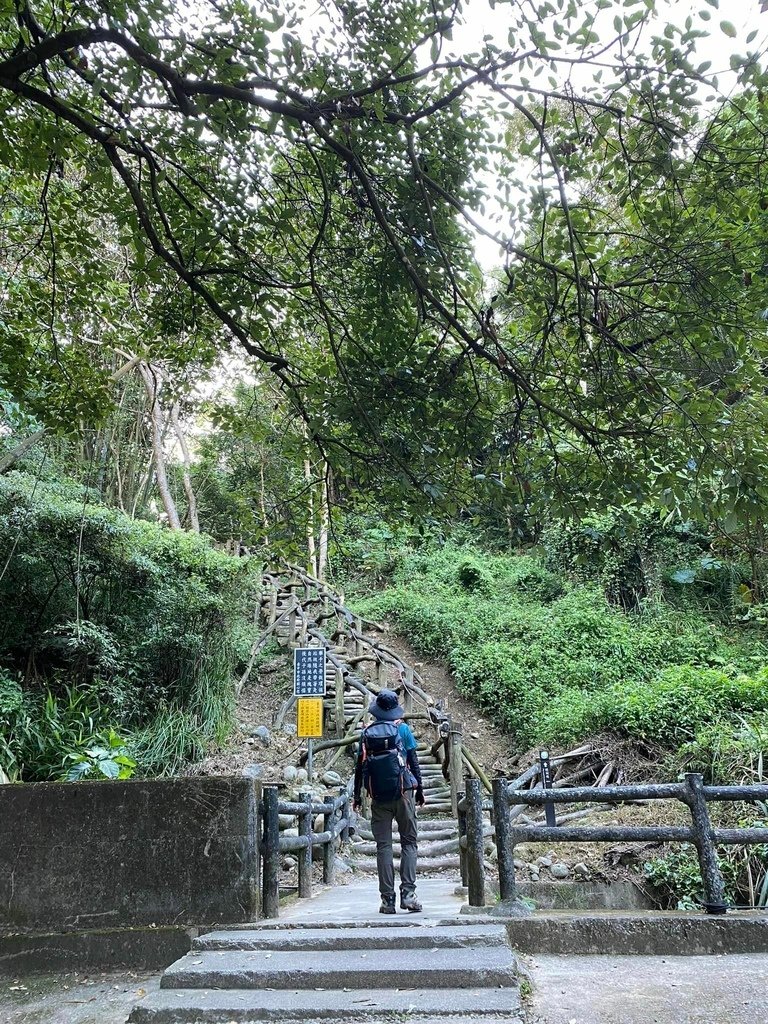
[361,721,410,802]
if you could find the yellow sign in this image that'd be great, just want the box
[296,697,324,739]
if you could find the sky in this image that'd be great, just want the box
[437,0,768,268]
[455,0,765,63]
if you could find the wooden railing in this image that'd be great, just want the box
[459,774,768,914]
[255,566,492,817]
[261,786,351,919]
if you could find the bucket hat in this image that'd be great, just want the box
[368,688,405,722]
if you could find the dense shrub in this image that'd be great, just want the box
[542,510,749,614]
[645,835,768,910]
[0,471,259,779]
[599,667,768,745]
[0,669,135,782]
[357,542,768,758]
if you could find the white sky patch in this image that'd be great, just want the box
[441,0,768,269]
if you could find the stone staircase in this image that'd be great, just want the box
[128,916,523,1022]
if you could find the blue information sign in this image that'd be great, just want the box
[293,647,327,697]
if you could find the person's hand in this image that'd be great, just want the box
[353,799,362,813]
[415,786,425,807]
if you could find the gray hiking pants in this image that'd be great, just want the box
[370,791,418,898]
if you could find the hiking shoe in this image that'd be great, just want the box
[400,893,422,913]
[379,895,396,915]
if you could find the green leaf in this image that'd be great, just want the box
[671,569,697,584]
[97,758,121,779]
[719,21,736,38]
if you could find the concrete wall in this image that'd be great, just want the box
[0,777,261,932]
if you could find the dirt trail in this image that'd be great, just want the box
[371,628,515,775]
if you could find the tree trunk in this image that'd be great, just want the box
[138,363,181,530]
[303,453,318,578]
[259,454,270,545]
[0,429,46,474]
[317,463,330,582]
[170,401,200,532]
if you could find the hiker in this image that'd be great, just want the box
[353,688,425,914]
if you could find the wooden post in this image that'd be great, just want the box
[335,667,345,738]
[267,586,278,628]
[449,722,463,816]
[262,786,280,919]
[465,776,486,907]
[493,776,516,904]
[354,616,362,658]
[684,773,728,913]
[457,789,468,888]
[322,800,336,885]
[341,790,351,843]
[298,791,313,899]
[403,666,414,716]
[298,610,307,647]
[335,605,345,642]
[376,658,387,688]
[288,606,297,650]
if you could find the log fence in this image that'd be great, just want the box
[257,565,493,815]
[260,785,351,919]
[460,774,768,915]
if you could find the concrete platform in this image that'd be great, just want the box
[129,986,523,1022]
[0,969,161,1024]
[278,877,467,923]
[160,945,518,990]
[526,952,768,1024]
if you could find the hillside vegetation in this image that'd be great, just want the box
[0,470,259,782]
[353,519,768,785]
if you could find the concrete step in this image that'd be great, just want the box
[129,986,523,1022]
[193,924,508,952]
[160,946,517,991]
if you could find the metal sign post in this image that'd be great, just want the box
[539,749,557,827]
[294,648,327,779]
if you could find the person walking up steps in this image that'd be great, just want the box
[353,689,425,914]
